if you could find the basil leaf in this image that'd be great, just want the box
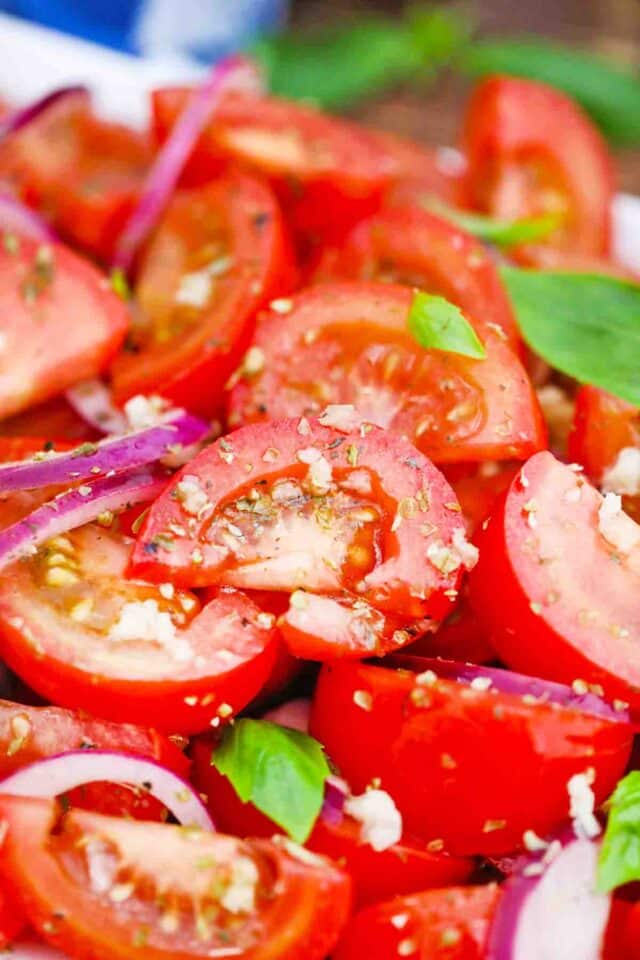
[501,268,640,406]
[463,38,640,146]
[408,291,485,359]
[423,199,560,247]
[212,718,330,843]
[252,7,468,109]
[598,772,640,892]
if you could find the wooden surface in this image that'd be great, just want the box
[293,0,640,194]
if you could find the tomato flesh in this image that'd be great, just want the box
[468,451,640,706]
[310,660,632,855]
[0,795,351,960]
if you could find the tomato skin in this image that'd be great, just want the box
[192,737,474,908]
[227,283,545,464]
[0,237,128,419]
[468,451,640,706]
[313,206,520,348]
[0,795,352,960]
[333,884,501,960]
[405,592,495,665]
[462,76,614,257]
[0,882,25,949]
[443,461,520,535]
[0,396,97,442]
[131,417,466,622]
[0,699,188,820]
[310,661,632,856]
[111,174,297,417]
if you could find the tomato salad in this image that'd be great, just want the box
[0,59,638,960]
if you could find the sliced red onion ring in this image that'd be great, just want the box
[0,410,208,493]
[321,775,349,827]
[0,193,55,242]
[262,697,311,732]
[113,55,263,272]
[390,655,630,724]
[486,830,610,960]
[0,750,213,830]
[0,85,89,140]
[65,379,127,436]
[0,465,168,570]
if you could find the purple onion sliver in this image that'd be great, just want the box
[65,379,127,435]
[320,775,349,828]
[390,655,630,725]
[0,465,168,570]
[0,193,55,242]
[0,86,89,140]
[0,412,209,493]
[113,55,263,273]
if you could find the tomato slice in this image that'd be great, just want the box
[132,417,471,622]
[468,450,640,707]
[227,283,545,463]
[462,76,614,257]
[0,883,25,949]
[0,236,128,419]
[405,590,495,665]
[310,660,631,855]
[192,737,473,909]
[0,520,276,732]
[0,94,150,262]
[0,396,97,442]
[110,174,296,417]
[334,884,500,960]
[313,207,520,347]
[0,699,188,820]
[443,460,521,534]
[568,384,640,493]
[0,795,351,960]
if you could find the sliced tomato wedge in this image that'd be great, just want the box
[0,92,150,262]
[0,396,97,442]
[111,174,296,417]
[443,460,520,533]
[462,76,614,257]
[0,795,351,960]
[0,236,128,419]
[0,883,25,949]
[0,519,276,732]
[131,417,470,623]
[192,736,474,909]
[313,207,520,347]
[333,884,500,960]
[405,590,495,665]
[310,660,631,855]
[226,283,545,463]
[468,450,640,707]
[0,699,188,820]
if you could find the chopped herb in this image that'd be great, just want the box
[598,772,640,891]
[423,198,561,247]
[110,267,131,300]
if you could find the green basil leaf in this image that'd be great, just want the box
[423,198,560,247]
[500,268,640,406]
[463,38,640,146]
[408,291,486,359]
[598,772,640,892]
[251,7,468,109]
[212,718,330,843]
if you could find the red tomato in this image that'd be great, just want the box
[382,144,468,210]
[131,417,469,624]
[0,883,25,949]
[333,884,501,960]
[0,520,276,733]
[623,901,640,959]
[0,435,73,461]
[192,737,474,909]
[0,236,128,419]
[310,660,632,855]
[0,93,150,262]
[443,461,520,534]
[0,794,351,960]
[0,396,97,442]
[468,451,640,707]
[405,590,495,665]
[152,89,429,242]
[462,76,614,257]
[0,698,188,821]
[111,174,296,417]
[226,284,545,464]
[313,207,520,347]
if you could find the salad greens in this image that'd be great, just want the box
[598,772,640,892]
[408,291,486,359]
[423,199,561,247]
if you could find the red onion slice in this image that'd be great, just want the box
[487,831,611,960]
[0,85,89,140]
[0,750,213,830]
[65,379,127,436]
[0,411,208,493]
[113,55,263,272]
[0,465,168,570]
[390,655,630,724]
[321,775,349,827]
[0,193,55,242]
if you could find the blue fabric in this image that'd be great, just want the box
[0,0,288,58]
